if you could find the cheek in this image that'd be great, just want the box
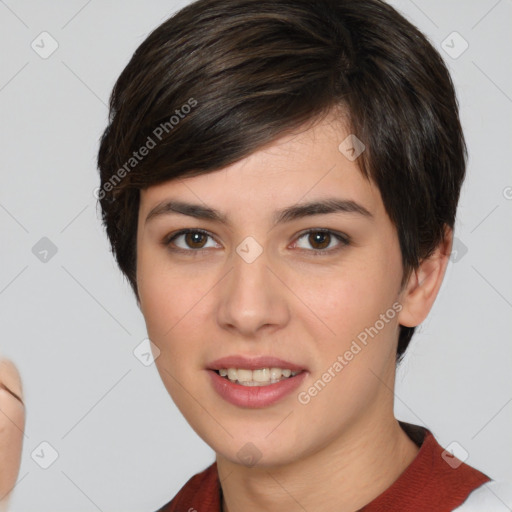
[137,255,216,374]
[137,241,188,335]
[290,254,402,415]
[137,268,209,412]
[294,255,400,342]
[292,270,400,426]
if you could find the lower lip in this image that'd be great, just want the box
[207,369,308,408]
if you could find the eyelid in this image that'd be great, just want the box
[292,228,350,255]
[163,228,220,251]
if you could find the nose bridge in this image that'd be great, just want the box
[216,237,289,335]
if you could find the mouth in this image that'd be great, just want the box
[212,367,304,387]
[206,355,308,407]
[207,355,307,385]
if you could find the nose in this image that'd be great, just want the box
[216,244,290,338]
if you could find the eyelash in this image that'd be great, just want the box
[162,228,350,256]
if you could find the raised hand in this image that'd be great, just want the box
[0,358,25,509]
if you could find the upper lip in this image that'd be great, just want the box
[207,355,306,372]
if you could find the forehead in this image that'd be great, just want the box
[138,112,383,223]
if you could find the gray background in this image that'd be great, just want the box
[0,0,511,510]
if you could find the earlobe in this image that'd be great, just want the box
[398,226,453,328]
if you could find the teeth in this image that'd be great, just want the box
[237,369,252,382]
[216,367,301,386]
[253,368,270,382]
[269,367,281,380]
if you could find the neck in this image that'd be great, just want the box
[217,414,419,512]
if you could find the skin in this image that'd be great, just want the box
[0,358,25,509]
[136,111,452,512]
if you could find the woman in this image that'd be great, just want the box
[96,0,512,510]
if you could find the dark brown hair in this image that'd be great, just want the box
[97,0,466,362]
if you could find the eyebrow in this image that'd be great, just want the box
[145,197,373,226]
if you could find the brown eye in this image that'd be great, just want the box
[294,229,350,254]
[184,231,207,249]
[165,229,219,252]
[308,231,331,250]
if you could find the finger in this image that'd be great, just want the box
[0,358,23,404]
[0,383,23,405]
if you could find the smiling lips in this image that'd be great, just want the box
[207,355,308,407]
[208,355,305,385]
[217,367,301,386]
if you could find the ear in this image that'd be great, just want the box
[398,225,453,328]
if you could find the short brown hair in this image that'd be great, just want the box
[97,0,466,361]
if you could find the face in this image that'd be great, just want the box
[136,112,407,467]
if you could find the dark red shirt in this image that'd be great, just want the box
[155,422,490,512]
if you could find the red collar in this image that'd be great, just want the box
[157,422,489,512]
[359,422,490,511]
